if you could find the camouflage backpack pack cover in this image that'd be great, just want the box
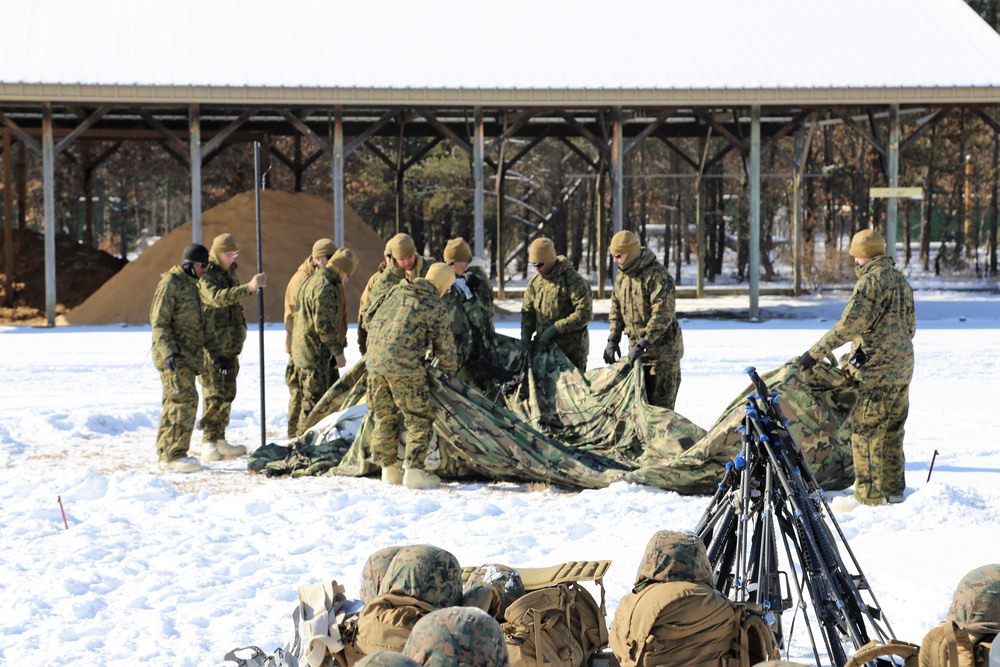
[353,545,464,659]
[490,560,611,667]
[609,531,779,667]
[919,564,999,667]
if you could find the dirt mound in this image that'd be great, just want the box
[0,228,128,323]
[65,190,386,325]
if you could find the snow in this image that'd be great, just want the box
[1,289,999,666]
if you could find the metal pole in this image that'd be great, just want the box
[3,130,13,307]
[254,142,266,451]
[190,104,202,244]
[886,104,899,261]
[749,106,761,321]
[42,103,56,327]
[473,107,485,259]
[332,106,345,248]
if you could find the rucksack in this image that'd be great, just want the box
[608,580,779,667]
[919,621,994,667]
[844,639,921,667]
[495,560,611,667]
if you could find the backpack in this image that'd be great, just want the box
[495,560,611,667]
[844,639,921,667]
[608,580,779,667]
[919,621,994,667]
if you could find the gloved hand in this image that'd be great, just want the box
[537,325,558,345]
[603,335,621,365]
[520,329,532,347]
[799,352,817,370]
[335,353,347,369]
[165,353,181,371]
[248,272,267,292]
[628,339,651,363]
[465,272,481,292]
[216,356,231,376]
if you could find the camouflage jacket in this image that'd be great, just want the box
[358,255,436,346]
[808,255,915,384]
[521,256,593,340]
[442,266,494,366]
[198,258,251,357]
[291,265,345,369]
[367,279,458,377]
[284,256,316,354]
[610,248,684,363]
[150,266,219,373]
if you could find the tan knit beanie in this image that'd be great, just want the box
[383,240,393,257]
[425,262,456,296]
[211,233,239,255]
[528,237,557,264]
[330,247,359,276]
[311,238,336,259]
[849,229,886,258]
[391,233,417,260]
[610,230,641,257]
[443,238,472,263]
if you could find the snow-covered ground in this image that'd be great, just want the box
[1,289,999,667]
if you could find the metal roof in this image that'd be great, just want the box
[3,0,1000,105]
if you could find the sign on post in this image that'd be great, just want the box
[870,187,923,198]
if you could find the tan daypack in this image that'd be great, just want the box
[352,592,439,657]
[495,560,611,667]
[844,639,922,667]
[919,621,994,667]
[608,580,779,667]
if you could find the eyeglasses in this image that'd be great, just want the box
[446,261,455,267]
[532,262,546,269]
[195,261,209,269]
[612,254,623,259]
[224,251,239,259]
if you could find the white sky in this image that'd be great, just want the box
[1,290,999,666]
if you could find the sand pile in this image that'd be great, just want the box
[0,228,128,323]
[66,190,386,325]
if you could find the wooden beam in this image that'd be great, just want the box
[54,105,112,154]
[558,112,609,158]
[694,110,747,154]
[657,136,700,171]
[900,106,955,154]
[830,108,885,156]
[485,110,537,155]
[557,135,599,172]
[278,108,331,156]
[345,108,403,156]
[418,110,471,155]
[202,106,260,158]
[0,110,41,154]
[623,108,676,158]
[403,137,443,171]
[972,107,1000,134]
[139,110,191,164]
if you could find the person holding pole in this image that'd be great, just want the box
[196,232,266,461]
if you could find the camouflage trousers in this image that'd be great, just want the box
[367,371,434,469]
[644,358,681,410]
[849,380,908,504]
[198,355,239,442]
[156,367,199,461]
[287,357,341,438]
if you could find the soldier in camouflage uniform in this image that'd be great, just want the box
[284,238,335,438]
[150,244,223,473]
[441,237,496,388]
[520,237,593,371]
[800,230,915,508]
[604,230,684,410]
[463,563,526,621]
[403,606,510,667]
[290,245,358,436]
[197,233,266,459]
[358,233,437,355]
[631,529,714,592]
[366,263,458,490]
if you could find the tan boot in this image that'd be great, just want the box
[214,439,247,457]
[158,456,202,473]
[381,465,404,485]
[403,468,441,490]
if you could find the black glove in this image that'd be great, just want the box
[628,339,651,363]
[799,352,817,370]
[537,325,558,345]
[165,353,181,371]
[603,335,621,365]
[216,356,231,376]
[465,272,481,292]
[520,329,532,347]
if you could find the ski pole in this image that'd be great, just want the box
[926,449,939,483]
[254,142,266,452]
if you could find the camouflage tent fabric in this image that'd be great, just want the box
[249,338,857,495]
